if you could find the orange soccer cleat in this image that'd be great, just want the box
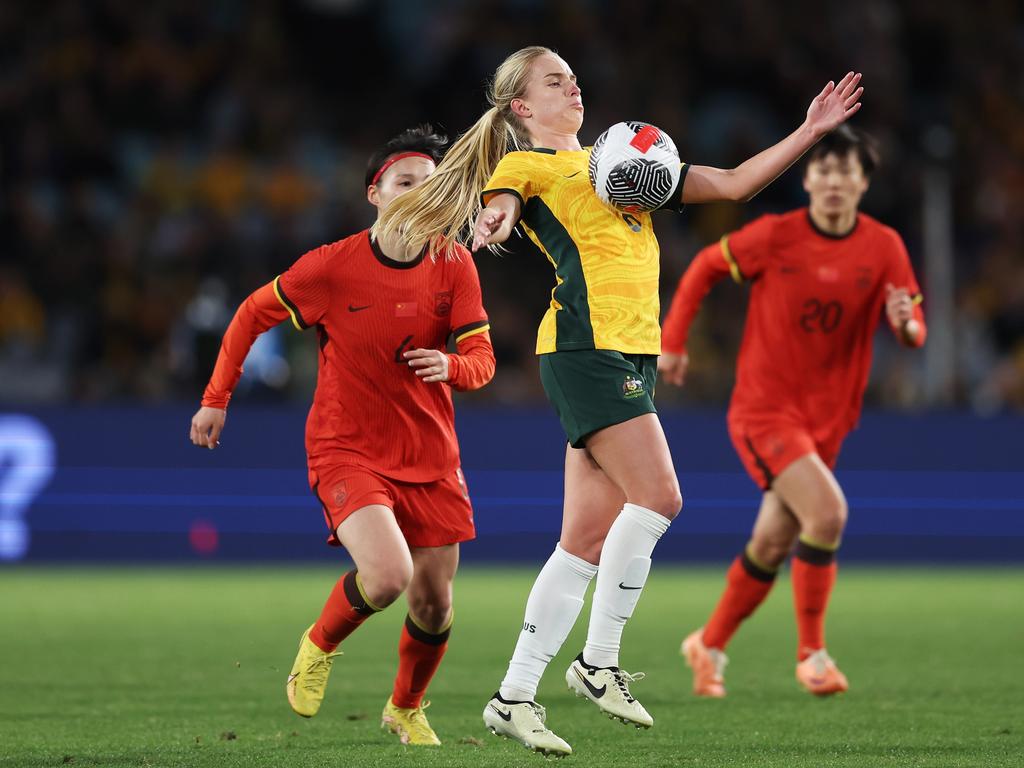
[681,628,727,698]
[795,649,849,696]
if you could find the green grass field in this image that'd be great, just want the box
[1,566,1021,767]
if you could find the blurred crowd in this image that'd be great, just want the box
[1,0,1021,410]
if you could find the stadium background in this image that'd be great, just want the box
[0,0,1020,563]
[1,3,1022,767]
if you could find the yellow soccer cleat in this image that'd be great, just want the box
[286,624,341,717]
[381,697,441,745]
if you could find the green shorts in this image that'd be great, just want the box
[539,349,658,448]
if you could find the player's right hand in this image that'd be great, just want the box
[190,406,226,450]
[658,351,689,387]
[471,208,507,251]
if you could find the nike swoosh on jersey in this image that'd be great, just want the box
[563,171,581,178]
[348,304,371,312]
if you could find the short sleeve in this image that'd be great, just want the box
[449,246,490,343]
[274,245,332,330]
[656,163,690,213]
[481,151,546,209]
[720,214,777,282]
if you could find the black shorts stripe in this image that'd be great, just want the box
[744,435,775,489]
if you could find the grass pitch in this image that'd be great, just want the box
[1,566,1021,767]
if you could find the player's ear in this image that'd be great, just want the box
[367,184,380,208]
[510,98,531,119]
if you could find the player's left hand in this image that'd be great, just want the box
[805,72,863,136]
[885,282,914,327]
[404,348,450,383]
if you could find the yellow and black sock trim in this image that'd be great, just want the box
[343,569,384,616]
[404,613,452,646]
[740,546,778,583]
[793,536,838,566]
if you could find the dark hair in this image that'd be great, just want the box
[804,125,880,177]
[364,124,448,188]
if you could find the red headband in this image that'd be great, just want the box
[370,151,434,186]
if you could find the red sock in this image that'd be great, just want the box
[702,551,777,650]
[791,540,838,660]
[391,614,450,709]
[309,570,380,652]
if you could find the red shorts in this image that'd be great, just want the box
[308,463,475,549]
[728,418,844,491]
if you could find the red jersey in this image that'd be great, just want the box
[662,209,926,442]
[202,230,494,482]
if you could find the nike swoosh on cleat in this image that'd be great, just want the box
[287,674,298,683]
[575,668,607,698]
[489,704,512,721]
[348,304,371,312]
[618,582,643,590]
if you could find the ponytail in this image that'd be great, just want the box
[372,45,551,260]
[372,107,527,259]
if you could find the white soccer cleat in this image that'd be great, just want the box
[565,654,654,728]
[482,694,572,756]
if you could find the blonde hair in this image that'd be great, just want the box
[372,46,552,259]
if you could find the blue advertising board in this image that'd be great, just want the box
[1,406,1021,563]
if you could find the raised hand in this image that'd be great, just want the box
[805,72,863,137]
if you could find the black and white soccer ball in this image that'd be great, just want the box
[589,121,680,213]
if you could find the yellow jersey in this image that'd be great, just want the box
[482,148,684,355]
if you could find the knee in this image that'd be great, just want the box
[561,537,603,566]
[359,560,413,609]
[408,589,453,633]
[633,477,683,521]
[806,494,848,545]
[748,535,792,569]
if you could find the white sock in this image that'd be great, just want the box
[499,544,598,701]
[583,503,671,668]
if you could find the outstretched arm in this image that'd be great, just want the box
[190,282,290,449]
[682,72,864,204]
[659,241,734,386]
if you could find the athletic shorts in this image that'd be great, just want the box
[728,417,845,491]
[539,349,658,448]
[308,463,475,549]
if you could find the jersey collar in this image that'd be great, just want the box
[367,232,428,269]
[806,209,859,240]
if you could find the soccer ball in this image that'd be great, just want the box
[589,121,681,212]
